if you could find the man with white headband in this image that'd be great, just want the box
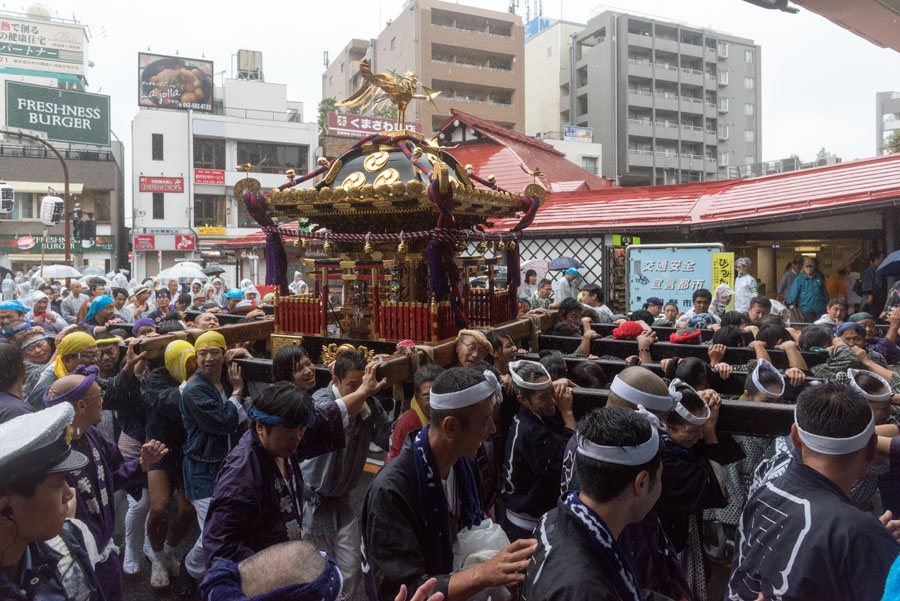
[728,381,900,601]
[522,407,663,601]
[362,367,537,601]
[559,366,688,601]
[499,360,575,541]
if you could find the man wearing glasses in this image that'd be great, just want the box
[25,330,145,412]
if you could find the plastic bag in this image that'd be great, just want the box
[453,519,512,601]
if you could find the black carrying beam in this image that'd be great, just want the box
[539,334,827,369]
[571,389,794,438]
[517,354,817,400]
[236,357,798,438]
[590,323,754,345]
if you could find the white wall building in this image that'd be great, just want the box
[524,18,585,137]
[131,73,316,284]
[541,138,603,176]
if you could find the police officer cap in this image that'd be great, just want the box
[0,404,88,486]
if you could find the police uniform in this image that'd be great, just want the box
[0,404,105,601]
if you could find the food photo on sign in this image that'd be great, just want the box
[138,52,214,112]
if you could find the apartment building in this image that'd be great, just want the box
[561,10,762,185]
[876,91,900,154]
[524,18,585,137]
[322,0,525,134]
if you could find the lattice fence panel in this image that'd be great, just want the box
[518,237,604,287]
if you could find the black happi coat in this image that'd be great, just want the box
[727,460,900,601]
[522,496,639,601]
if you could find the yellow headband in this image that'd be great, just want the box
[194,331,226,351]
[54,332,97,378]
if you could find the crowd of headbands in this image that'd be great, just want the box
[2,265,900,601]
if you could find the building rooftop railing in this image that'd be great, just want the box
[209,106,304,123]
[0,144,116,162]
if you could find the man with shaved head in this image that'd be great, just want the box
[44,369,167,601]
[195,312,220,331]
[561,365,690,601]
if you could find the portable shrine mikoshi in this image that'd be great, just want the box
[235,61,545,348]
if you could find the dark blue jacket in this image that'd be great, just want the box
[180,370,244,500]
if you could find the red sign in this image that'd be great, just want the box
[194,169,225,185]
[327,111,421,138]
[134,235,155,250]
[175,235,195,250]
[139,176,184,193]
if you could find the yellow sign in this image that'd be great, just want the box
[198,227,225,236]
[712,252,735,310]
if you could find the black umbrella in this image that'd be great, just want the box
[203,263,226,276]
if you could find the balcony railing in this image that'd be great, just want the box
[211,106,304,123]
[432,58,513,73]
[0,144,116,162]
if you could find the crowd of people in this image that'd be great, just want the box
[2,256,900,601]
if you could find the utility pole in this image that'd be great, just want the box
[0,130,73,264]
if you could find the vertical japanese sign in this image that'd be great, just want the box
[712,252,735,310]
[626,244,724,312]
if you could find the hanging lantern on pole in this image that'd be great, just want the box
[39,194,65,226]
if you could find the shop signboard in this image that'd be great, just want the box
[5,81,110,146]
[138,52,214,112]
[198,227,225,236]
[0,234,113,253]
[712,252,735,310]
[612,235,641,246]
[327,111,420,138]
[194,169,225,185]
[132,233,194,251]
[139,176,183,193]
[0,17,85,75]
[563,125,592,143]
[625,243,724,312]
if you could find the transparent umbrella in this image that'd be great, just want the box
[36,265,81,279]
[157,264,208,281]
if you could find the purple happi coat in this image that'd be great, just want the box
[202,400,346,568]
[68,426,145,601]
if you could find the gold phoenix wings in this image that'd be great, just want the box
[336,59,441,130]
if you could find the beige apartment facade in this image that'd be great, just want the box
[322,0,525,134]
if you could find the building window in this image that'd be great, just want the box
[151,133,164,161]
[152,193,164,219]
[20,193,33,218]
[744,129,755,143]
[745,49,754,63]
[194,194,225,227]
[547,46,552,57]
[581,156,598,174]
[391,37,397,50]
[194,137,226,170]
[745,155,756,165]
[719,152,730,166]
[744,102,754,117]
[719,97,729,113]
[94,191,110,223]
[329,75,333,86]
[744,76,755,90]
[236,142,309,175]
[717,41,729,58]
[236,197,258,227]
[340,62,344,73]
[718,124,729,139]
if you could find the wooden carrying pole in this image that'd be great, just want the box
[134,320,275,360]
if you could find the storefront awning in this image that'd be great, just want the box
[6,181,84,195]
[7,254,67,262]
[0,67,83,86]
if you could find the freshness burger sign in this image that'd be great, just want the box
[5,81,110,146]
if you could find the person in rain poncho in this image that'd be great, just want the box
[733,257,758,313]
[711,283,735,319]
[1,273,15,300]
[26,290,66,335]
[211,278,226,307]
[242,283,261,306]
[190,279,204,296]
[201,283,218,309]
[14,271,24,284]
[289,271,309,295]
[15,280,34,309]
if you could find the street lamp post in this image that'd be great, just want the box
[0,130,73,265]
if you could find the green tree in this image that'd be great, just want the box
[374,104,398,121]
[317,97,337,135]
[884,130,900,155]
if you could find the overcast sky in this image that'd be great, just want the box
[22,0,900,214]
